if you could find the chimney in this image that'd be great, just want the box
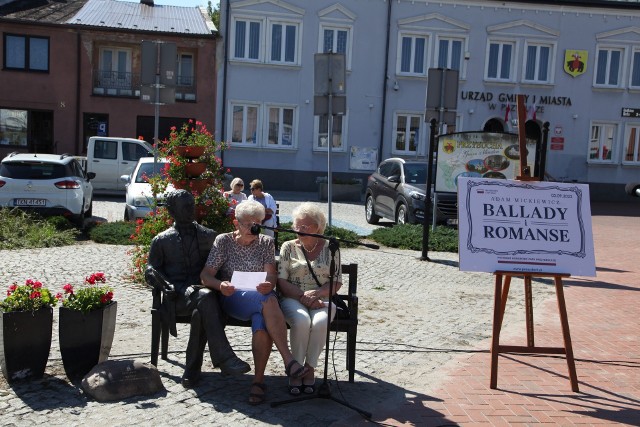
[141,0,154,5]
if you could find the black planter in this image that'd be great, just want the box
[59,301,117,380]
[0,307,53,382]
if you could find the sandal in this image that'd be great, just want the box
[285,360,309,379]
[248,382,267,405]
[288,385,301,396]
[302,383,316,394]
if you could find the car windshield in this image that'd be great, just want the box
[404,164,427,184]
[135,162,168,183]
[0,162,67,180]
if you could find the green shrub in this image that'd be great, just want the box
[369,224,458,252]
[88,221,137,245]
[0,209,78,250]
[276,222,361,250]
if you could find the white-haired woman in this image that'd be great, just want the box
[277,202,342,395]
[201,200,308,405]
[224,177,247,205]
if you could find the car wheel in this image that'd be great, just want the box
[73,201,86,229]
[365,195,380,224]
[124,207,130,222]
[396,204,408,225]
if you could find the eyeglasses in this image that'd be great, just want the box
[250,187,260,191]
[293,224,315,232]
[234,184,244,188]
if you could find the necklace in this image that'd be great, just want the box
[301,238,319,253]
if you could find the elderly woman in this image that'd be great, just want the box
[277,202,342,395]
[224,177,247,205]
[200,200,308,405]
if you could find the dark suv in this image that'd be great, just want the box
[365,158,457,225]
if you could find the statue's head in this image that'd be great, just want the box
[165,190,195,227]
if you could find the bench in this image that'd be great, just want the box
[149,263,359,383]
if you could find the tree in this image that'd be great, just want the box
[207,1,220,29]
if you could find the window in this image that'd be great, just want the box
[93,139,118,160]
[99,48,132,89]
[269,22,298,64]
[486,41,514,81]
[230,103,259,145]
[588,123,617,163]
[394,114,422,154]
[623,125,640,165]
[233,18,261,61]
[398,34,427,76]
[178,54,194,86]
[3,34,49,72]
[630,50,640,89]
[436,38,463,71]
[315,114,346,151]
[523,43,553,83]
[321,26,352,69]
[267,106,296,147]
[0,109,28,146]
[595,47,622,87]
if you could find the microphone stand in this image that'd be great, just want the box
[261,223,373,419]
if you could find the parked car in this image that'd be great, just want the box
[0,152,95,227]
[365,157,457,225]
[121,157,173,221]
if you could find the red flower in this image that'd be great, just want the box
[85,275,96,285]
[8,283,18,293]
[30,291,41,299]
[55,293,63,300]
[25,278,34,287]
[100,291,114,304]
[32,281,43,289]
[63,283,74,294]
[94,272,106,282]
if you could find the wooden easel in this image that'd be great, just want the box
[489,95,579,392]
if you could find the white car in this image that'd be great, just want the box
[121,157,173,221]
[0,152,95,227]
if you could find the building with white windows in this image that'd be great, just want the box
[216,0,640,200]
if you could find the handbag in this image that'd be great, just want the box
[300,246,350,316]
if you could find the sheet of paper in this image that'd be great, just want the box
[230,271,267,291]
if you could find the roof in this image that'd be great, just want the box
[67,0,215,35]
[0,0,89,23]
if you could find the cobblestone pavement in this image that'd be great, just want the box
[2,193,619,426]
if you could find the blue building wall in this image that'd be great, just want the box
[216,0,640,200]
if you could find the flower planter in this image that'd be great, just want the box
[59,301,117,380]
[185,162,207,178]
[173,178,214,194]
[173,146,205,158]
[318,183,362,202]
[0,307,53,382]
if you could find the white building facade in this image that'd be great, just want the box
[216,0,640,201]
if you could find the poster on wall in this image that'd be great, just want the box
[436,132,537,193]
[350,146,378,170]
[0,109,28,147]
[457,177,595,277]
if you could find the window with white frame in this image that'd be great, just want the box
[623,124,640,165]
[3,34,49,72]
[523,42,553,83]
[393,114,422,154]
[315,115,346,151]
[233,18,261,61]
[398,33,427,76]
[269,21,299,65]
[99,47,132,87]
[630,49,640,89]
[436,37,464,71]
[588,122,617,163]
[230,103,259,145]
[266,105,296,147]
[486,40,515,81]
[320,25,352,69]
[594,47,623,87]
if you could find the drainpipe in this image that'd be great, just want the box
[220,0,231,164]
[75,30,81,155]
[378,0,392,158]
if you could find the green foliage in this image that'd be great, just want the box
[129,208,174,283]
[60,272,114,314]
[275,222,361,250]
[0,279,58,313]
[207,1,220,29]
[89,221,136,245]
[0,208,78,250]
[369,224,458,252]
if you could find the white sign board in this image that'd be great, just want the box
[436,132,537,193]
[458,178,596,276]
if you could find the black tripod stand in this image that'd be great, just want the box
[257,224,373,419]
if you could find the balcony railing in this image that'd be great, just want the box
[92,68,197,101]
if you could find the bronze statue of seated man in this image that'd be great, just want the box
[145,189,250,387]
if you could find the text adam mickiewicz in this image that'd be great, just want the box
[482,203,570,242]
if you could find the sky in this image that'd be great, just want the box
[152,0,211,6]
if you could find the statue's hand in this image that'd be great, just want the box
[163,284,177,300]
